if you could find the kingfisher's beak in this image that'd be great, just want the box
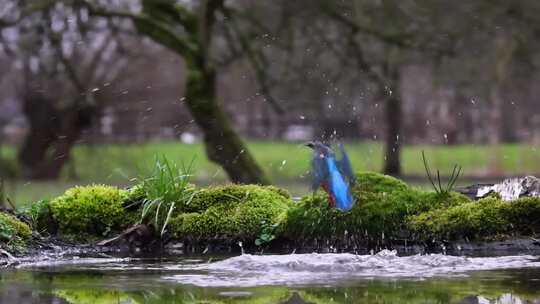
[305,141,315,149]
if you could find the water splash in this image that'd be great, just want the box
[164,250,540,287]
[477,176,540,201]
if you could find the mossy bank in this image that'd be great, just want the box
[3,172,540,256]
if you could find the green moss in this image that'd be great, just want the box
[169,184,291,241]
[24,199,56,233]
[354,171,408,194]
[502,197,540,234]
[408,197,507,241]
[123,184,146,204]
[120,185,148,224]
[0,212,31,251]
[262,185,291,199]
[281,172,471,243]
[54,290,135,304]
[163,171,537,244]
[179,184,286,213]
[279,192,347,240]
[408,196,540,241]
[408,191,472,215]
[49,185,132,237]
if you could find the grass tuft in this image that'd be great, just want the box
[422,150,462,196]
[137,156,197,237]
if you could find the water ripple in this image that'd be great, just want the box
[163,250,540,287]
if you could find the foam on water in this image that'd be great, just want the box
[16,257,131,269]
[164,250,540,287]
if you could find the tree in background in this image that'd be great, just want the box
[78,0,298,184]
[294,0,456,176]
[0,2,134,179]
[439,1,540,144]
[2,0,540,182]
[1,0,292,184]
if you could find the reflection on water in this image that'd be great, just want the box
[1,254,540,304]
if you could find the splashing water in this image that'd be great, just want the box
[477,176,540,201]
[164,250,540,287]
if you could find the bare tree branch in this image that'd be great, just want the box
[322,3,413,49]
[0,0,57,29]
[77,0,198,61]
[222,7,284,114]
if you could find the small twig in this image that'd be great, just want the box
[422,150,462,194]
[6,197,16,210]
[437,169,442,193]
[447,165,458,190]
[422,151,438,193]
[447,165,462,191]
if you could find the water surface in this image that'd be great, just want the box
[1,251,540,303]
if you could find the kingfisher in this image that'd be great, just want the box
[306,141,356,211]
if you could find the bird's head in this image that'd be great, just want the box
[305,141,333,156]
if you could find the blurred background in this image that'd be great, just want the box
[1,0,540,206]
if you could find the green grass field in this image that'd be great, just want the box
[3,140,540,207]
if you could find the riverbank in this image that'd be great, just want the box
[2,170,540,266]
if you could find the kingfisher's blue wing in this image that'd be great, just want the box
[326,157,355,211]
[311,152,329,191]
[336,144,355,184]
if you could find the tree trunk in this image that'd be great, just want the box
[490,32,516,144]
[186,66,270,184]
[0,178,6,209]
[135,0,270,185]
[18,93,59,179]
[18,94,93,180]
[487,87,503,145]
[382,69,402,176]
[383,94,402,176]
[38,105,93,179]
[500,99,517,143]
